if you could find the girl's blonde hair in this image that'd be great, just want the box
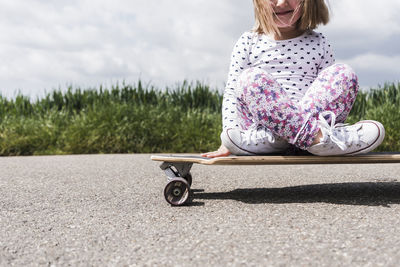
[253,0,330,35]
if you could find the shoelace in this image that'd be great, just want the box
[317,111,362,150]
[240,126,274,146]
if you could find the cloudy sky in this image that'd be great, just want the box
[0,0,399,98]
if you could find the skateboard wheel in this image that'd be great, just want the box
[183,173,192,187]
[164,178,190,206]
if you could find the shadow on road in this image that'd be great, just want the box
[192,181,400,207]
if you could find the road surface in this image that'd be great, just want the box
[1,154,400,266]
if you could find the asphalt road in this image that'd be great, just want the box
[1,154,400,266]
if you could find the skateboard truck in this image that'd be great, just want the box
[159,162,193,206]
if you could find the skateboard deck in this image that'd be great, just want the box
[151,153,400,206]
[151,153,400,165]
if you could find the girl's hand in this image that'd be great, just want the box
[201,145,231,158]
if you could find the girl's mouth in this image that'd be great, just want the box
[275,10,294,16]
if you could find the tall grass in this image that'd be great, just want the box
[348,83,400,152]
[0,81,399,155]
[0,81,222,155]
[0,81,222,116]
[349,83,400,120]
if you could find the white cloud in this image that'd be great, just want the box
[327,0,400,38]
[0,0,253,98]
[322,0,400,56]
[0,0,399,98]
[342,53,400,73]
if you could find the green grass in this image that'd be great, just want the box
[347,83,400,152]
[0,81,399,156]
[0,81,222,155]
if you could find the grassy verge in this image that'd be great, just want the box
[0,81,399,155]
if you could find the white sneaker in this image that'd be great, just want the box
[307,111,385,156]
[221,126,289,155]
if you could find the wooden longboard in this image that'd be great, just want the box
[152,153,400,206]
[151,153,400,165]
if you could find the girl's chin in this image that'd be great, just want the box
[274,16,301,29]
[276,24,296,30]
[274,20,296,29]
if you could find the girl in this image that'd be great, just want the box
[202,0,385,158]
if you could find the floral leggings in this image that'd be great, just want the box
[236,63,359,149]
